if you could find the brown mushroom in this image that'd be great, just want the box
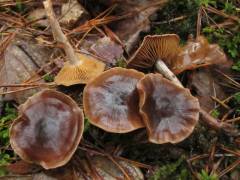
[137,73,200,144]
[43,0,105,86]
[83,67,145,133]
[127,34,183,87]
[172,36,228,74]
[54,53,105,86]
[10,90,84,169]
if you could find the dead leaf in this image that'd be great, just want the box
[112,0,167,52]
[6,160,41,175]
[0,36,51,104]
[60,0,89,27]
[3,155,143,180]
[27,8,48,27]
[84,155,144,180]
[90,36,123,65]
[28,0,89,28]
[188,67,229,112]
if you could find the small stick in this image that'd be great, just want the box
[226,117,240,123]
[0,83,54,88]
[200,109,239,136]
[218,158,240,178]
[210,96,230,110]
[43,0,79,65]
[0,87,41,95]
[220,145,240,157]
[152,15,187,25]
[196,6,203,37]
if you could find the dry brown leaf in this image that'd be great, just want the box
[6,160,41,175]
[3,155,143,180]
[188,68,227,112]
[28,0,89,28]
[107,0,167,52]
[69,155,144,180]
[0,37,51,104]
[90,36,123,65]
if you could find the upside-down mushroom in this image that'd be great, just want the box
[54,52,105,86]
[127,34,183,87]
[10,90,84,169]
[137,74,200,144]
[43,0,105,86]
[83,67,145,133]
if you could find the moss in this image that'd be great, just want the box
[43,74,55,82]
[149,156,190,180]
[0,103,17,176]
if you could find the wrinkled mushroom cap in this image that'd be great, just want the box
[137,74,200,144]
[83,67,145,133]
[127,34,181,69]
[172,36,228,74]
[55,53,105,86]
[10,90,84,169]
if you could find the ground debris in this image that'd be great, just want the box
[0,36,52,104]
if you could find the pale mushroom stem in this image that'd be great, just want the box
[154,58,239,136]
[43,0,79,65]
[155,59,183,88]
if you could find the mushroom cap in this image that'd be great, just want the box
[10,90,84,169]
[127,34,181,70]
[83,67,145,133]
[55,53,105,86]
[172,36,228,74]
[137,74,200,144]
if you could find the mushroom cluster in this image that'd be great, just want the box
[9,33,216,171]
[127,34,227,79]
[83,67,200,144]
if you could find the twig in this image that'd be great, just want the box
[220,145,240,157]
[218,158,240,178]
[107,155,131,180]
[0,82,54,88]
[226,117,240,123]
[152,15,187,25]
[205,6,239,22]
[196,6,203,37]
[0,87,42,95]
[200,109,239,136]
[43,0,79,64]
[210,96,230,110]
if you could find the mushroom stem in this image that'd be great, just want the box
[43,0,79,65]
[155,59,183,88]
[154,58,238,136]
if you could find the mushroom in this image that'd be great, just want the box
[127,34,183,87]
[10,90,84,169]
[137,73,200,144]
[43,0,105,86]
[127,34,228,78]
[83,67,145,133]
[172,35,228,74]
[54,52,105,86]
